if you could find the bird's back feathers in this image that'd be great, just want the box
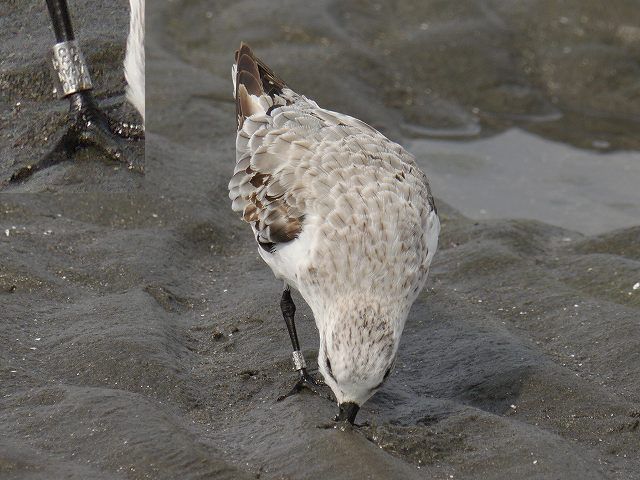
[229,43,438,276]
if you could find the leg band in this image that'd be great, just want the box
[50,40,92,98]
[292,350,306,371]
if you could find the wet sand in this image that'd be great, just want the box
[2,0,640,479]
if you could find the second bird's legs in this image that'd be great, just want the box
[277,285,324,401]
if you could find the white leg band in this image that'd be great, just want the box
[292,350,306,370]
[50,40,93,99]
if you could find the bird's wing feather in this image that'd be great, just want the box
[230,43,308,249]
[229,43,436,252]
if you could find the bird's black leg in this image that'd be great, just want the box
[43,0,146,146]
[277,285,325,401]
[9,0,143,184]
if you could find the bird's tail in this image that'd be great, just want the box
[124,0,145,124]
[232,42,287,130]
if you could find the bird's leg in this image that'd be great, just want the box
[9,0,143,183]
[44,0,146,145]
[277,285,325,401]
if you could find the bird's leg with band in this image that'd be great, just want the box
[277,285,325,401]
[9,0,143,183]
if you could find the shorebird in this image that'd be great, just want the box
[229,43,439,425]
[10,0,145,183]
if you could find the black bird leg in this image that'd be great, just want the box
[9,0,143,183]
[277,285,325,401]
[43,0,145,143]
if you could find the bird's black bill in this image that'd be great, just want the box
[334,402,360,424]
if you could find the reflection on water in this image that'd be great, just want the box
[411,129,640,234]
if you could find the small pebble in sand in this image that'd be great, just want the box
[633,282,639,290]
[4,229,9,237]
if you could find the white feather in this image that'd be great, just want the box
[124,0,145,124]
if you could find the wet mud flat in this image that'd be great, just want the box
[2,0,640,479]
[2,194,639,479]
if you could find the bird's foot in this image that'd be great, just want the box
[9,92,144,184]
[277,368,326,401]
[109,118,145,140]
[316,420,369,430]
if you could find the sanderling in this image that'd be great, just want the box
[229,43,440,424]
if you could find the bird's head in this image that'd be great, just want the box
[317,301,402,424]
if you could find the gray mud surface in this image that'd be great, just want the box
[2,0,640,479]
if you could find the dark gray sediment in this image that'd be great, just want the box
[2,0,639,479]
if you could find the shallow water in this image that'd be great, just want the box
[410,129,640,234]
[1,1,639,479]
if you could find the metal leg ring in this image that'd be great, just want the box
[291,350,306,371]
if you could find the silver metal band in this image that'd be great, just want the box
[291,350,306,371]
[50,40,93,99]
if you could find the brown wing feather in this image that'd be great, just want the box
[232,43,302,249]
[254,56,287,96]
[234,42,289,129]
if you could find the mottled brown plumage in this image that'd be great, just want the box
[228,43,440,409]
[231,44,307,248]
